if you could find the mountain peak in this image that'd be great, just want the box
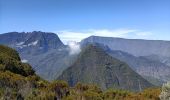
[58,44,153,91]
[82,44,104,53]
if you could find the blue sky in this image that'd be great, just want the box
[0,0,170,42]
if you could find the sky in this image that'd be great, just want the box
[0,0,170,43]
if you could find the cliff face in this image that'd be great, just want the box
[81,36,170,57]
[0,31,65,55]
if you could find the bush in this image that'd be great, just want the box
[48,80,69,99]
[0,45,20,61]
[103,89,131,100]
[0,71,26,89]
[160,81,170,100]
[0,55,35,76]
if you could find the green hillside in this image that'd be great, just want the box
[58,44,154,91]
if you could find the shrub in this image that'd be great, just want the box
[160,81,170,100]
[103,89,131,100]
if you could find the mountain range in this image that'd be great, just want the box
[81,37,170,84]
[0,31,170,87]
[81,36,170,57]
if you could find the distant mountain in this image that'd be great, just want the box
[143,55,170,67]
[108,50,170,82]
[23,48,78,80]
[0,31,73,80]
[1,32,170,83]
[0,31,65,55]
[81,36,170,84]
[81,36,170,57]
[58,44,154,91]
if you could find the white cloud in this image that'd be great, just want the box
[126,31,153,40]
[88,29,136,37]
[68,41,81,55]
[56,29,153,44]
[58,31,90,43]
[21,59,28,63]
[135,32,153,36]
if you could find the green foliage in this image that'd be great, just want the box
[0,45,35,76]
[83,91,103,100]
[0,88,20,100]
[24,80,70,100]
[0,75,161,100]
[25,89,56,100]
[63,83,103,100]
[0,54,35,76]
[140,88,160,100]
[49,80,69,90]
[0,45,20,61]
[0,88,4,97]
[48,80,69,99]
[0,64,5,70]
[103,89,131,100]
[0,71,26,89]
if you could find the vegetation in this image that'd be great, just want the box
[0,45,161,99]
[159,81,170,100]
[0,45,35,76]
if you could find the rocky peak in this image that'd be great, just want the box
[58,44,153,91]
[0,31,65,54]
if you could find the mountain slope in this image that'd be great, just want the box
[23,48,78,80]
[81,38,170,83]
[81,43,168,85]
[108,50,170,83]
[0,45,38,99]
[0,45,35,76]
[58,44,154,91]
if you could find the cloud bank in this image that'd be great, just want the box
[68,41,81,55]
[57,29,153,44]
